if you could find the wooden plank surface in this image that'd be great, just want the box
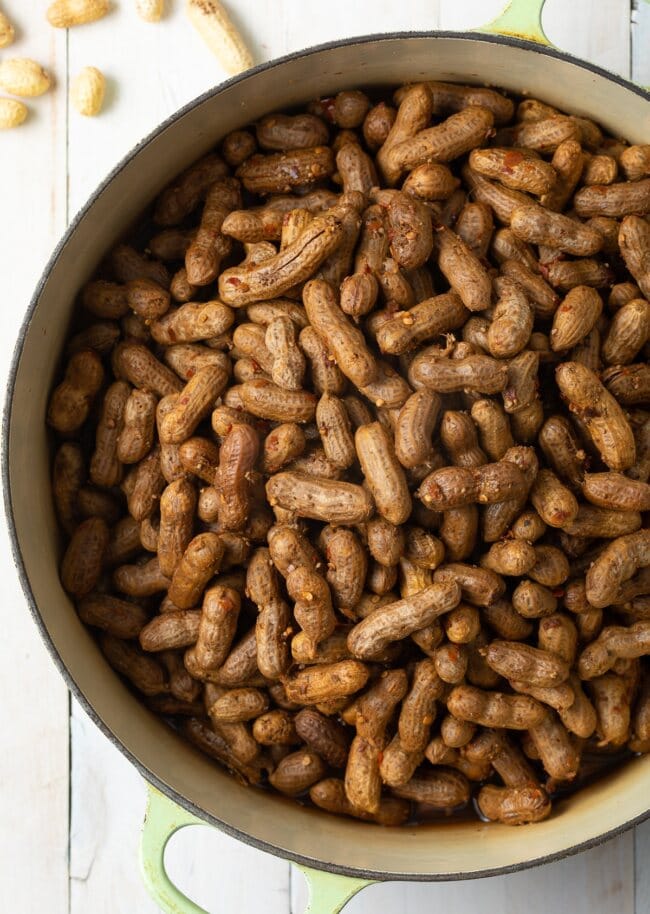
[0,4,70,914]
[0,1,646,913]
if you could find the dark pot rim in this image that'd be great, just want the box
[3,29,649,882]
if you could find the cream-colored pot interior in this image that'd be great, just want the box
[6,34,650,880]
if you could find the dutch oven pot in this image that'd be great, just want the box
[4,1,650,911]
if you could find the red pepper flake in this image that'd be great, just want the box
[502,149,525,174]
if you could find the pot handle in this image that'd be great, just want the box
[476,0,551,46]
[140,784,374,913]
[140,784,208,914]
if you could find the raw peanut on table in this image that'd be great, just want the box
[186,0,253,75]
[0,9,14,48]
[47,0,110,27]
[70,66,105,116]
[0,57,50,97]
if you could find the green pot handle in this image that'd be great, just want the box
[475,0,551,46]
[140,784,374,914]
[140,785,208,914]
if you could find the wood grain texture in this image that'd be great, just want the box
[0,3,70,914]
[0,1,646,912]
[291,832,635,914]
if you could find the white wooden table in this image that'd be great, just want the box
[1,2,649,911]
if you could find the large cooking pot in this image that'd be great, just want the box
[4,1,650,911]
